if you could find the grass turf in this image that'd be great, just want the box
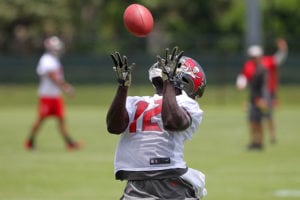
[0,84,299,200]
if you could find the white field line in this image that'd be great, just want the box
[274,189,300,197]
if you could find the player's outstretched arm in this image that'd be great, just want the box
[106,52,134,134]
[106,85,129,134]
[274,38,288,66]
[162,80,191,131]
[158,47,191,131]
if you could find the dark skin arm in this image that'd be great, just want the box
[106,51,134,134]
[106,85,129,134]
[161,80,191,131]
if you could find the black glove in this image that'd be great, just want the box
[156,46,184,86]
[110,52,135,87]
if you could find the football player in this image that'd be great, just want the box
[236,38,288,146]
[25,36,81,150]
[106,47,207,199]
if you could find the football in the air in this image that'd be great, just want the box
[123,4,154,37]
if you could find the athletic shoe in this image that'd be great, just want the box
[25,140,34,150]
[248,143,263,150]
[67,141,82,150]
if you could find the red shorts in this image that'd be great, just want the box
[38,97,65,118]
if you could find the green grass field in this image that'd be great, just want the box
[0,84,299,200]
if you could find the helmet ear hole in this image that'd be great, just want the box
[182,77,189,84]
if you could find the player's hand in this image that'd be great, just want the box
[255,97,269,114]
[63,83,75,97]
[236,74,247,90]
[110,52,135,87]
[276,38,288,51]
[156,46,184,85]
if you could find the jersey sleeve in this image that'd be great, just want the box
[263,56,276,70]
[36,54,60,76]
[177,95,203,139]
[241,61,253,81]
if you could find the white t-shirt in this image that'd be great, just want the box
[36,53,64,97]
[114,92,203,174]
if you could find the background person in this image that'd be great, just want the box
[236,38,288,144]
[25,36,81,150]
[237,55,269,150]
[106,47,207,199]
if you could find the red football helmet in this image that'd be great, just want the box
[175,56,206,99]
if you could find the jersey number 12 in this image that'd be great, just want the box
[129,99,162,133]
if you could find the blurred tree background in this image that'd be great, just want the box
[0,0,299,84]
[1,0,300,55]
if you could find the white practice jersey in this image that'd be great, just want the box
[36,53,64,97]
[114,92,203,174]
